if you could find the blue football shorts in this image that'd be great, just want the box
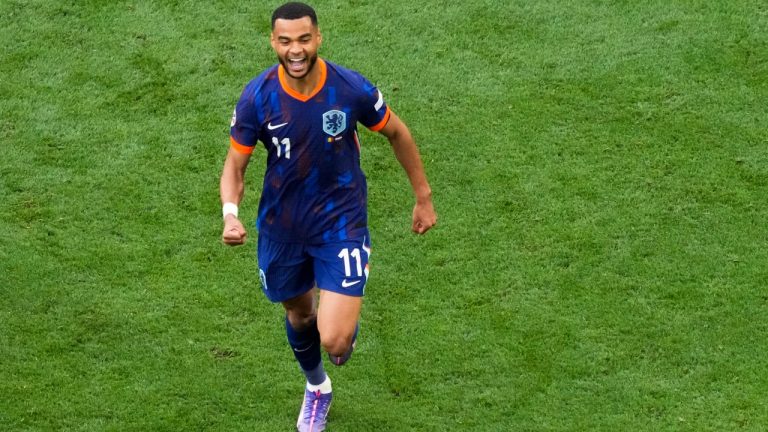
[257,231,371,303]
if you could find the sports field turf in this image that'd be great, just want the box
[2,1,767,430]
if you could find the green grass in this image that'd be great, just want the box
[2,0,767,430]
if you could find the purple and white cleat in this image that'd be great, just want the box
[297,389,332,432]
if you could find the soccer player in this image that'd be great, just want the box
[219,2,436,431]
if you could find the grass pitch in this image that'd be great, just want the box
[2,1,767,430]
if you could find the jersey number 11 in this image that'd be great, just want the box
[272,137,291,159]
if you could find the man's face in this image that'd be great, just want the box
[271,17,322,80]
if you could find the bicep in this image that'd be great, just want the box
[223,146,252,176]
[378,111,406,141]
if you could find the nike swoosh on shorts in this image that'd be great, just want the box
[341,279,361,288]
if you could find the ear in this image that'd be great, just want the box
[270,32,277,51]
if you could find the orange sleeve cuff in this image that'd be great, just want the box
[230,136,255,155]
[368,107,391,132]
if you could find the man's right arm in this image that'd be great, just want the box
[220,146,252,245]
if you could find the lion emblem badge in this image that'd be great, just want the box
[322,110,347,137]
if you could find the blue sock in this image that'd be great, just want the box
[285,316,326,385]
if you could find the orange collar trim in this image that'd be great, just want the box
[278,58,327,102]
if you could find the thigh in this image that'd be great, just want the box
[257,234,314,303]
[317,289,362,341]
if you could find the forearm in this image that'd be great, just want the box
[220,148,249,205]
[220,173,244,205]
[388,128,432,203]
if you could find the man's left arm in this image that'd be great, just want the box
[378,111,437,234]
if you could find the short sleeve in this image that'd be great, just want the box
[229,85,261,154]
[358,80,391,132]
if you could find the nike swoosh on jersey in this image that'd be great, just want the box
[267,122,288,130]
[341,279,361,288]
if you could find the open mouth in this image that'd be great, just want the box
[287,57,307,74]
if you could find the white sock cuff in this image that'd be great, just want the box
[306,375,332,394]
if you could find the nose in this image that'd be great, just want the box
[288,41,303,55]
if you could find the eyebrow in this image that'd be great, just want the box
[278,33,313,41]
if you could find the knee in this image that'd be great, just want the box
[286,309,317,331]
[321,331,353,357]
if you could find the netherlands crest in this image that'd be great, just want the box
[322,110,346,137]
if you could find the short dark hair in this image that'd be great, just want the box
[271,2,318,29]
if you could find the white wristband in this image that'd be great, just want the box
[222,202,239,219]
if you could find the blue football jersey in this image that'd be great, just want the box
[230,58,391,243]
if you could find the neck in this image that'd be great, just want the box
[282,58,324,96]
